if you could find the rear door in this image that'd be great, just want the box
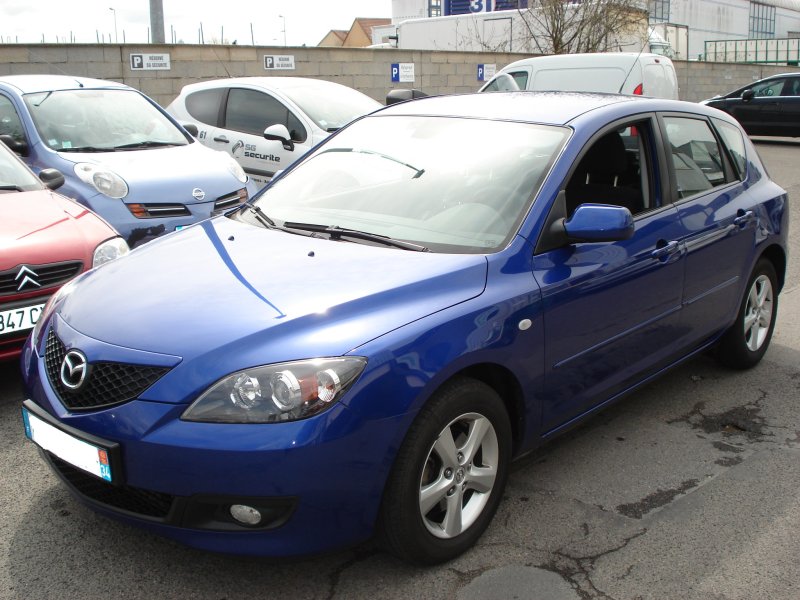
[659,114,758,345]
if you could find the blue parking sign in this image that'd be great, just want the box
[478,65,485,81]
[391,64,400,83]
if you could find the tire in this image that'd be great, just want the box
[715,258,778,369]
[378,377,512,565]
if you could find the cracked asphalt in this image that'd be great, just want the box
[2,139,799,600]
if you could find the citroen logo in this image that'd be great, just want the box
[60,350,89,391]
[15,266,41,291]
[192,187,206,201]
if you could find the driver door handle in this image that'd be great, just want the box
[213,135,230,143]
[651,240,680,260]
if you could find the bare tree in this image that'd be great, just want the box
[518,0,648,55]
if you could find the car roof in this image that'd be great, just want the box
[0,74,131,94]
[181,76,357,93]
[503,52,671,70]
[375,91,700,127]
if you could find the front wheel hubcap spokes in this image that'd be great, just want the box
[419,413,499,539]
[744,275,773,351]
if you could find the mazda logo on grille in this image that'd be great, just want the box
[15,266,41,291]
[60,350,89,391]
[192,187,206,201]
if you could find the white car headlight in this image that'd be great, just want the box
[74,163,129,198]
[182,358,367,423]
[219,150,248,184]
[92,236,130,268]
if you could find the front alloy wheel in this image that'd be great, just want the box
[419,412,500,539]
[379,377,511,565]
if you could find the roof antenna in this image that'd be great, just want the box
[618,30,649,94]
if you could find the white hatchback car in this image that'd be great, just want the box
[167,77,382,188]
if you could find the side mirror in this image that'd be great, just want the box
[742,89,755,102]
[0,134,28,156]
[39,168,65,191]
[182,123,199,137]
[386,89,428,105]
[264,124,294,151]
[564,204,634,243]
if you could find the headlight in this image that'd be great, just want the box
[92,236,130,268]
[219,151,248,184]
[74,163,129,198]
[182,357,367,423]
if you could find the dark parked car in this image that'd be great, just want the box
[701,73,800,136]
[21,92,788,565]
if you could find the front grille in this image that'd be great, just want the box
[0,261,83,296]
[45,330,171,411]
[214,188,247,211]
[49,454,174,519]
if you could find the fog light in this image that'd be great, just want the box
[230,504,262,526]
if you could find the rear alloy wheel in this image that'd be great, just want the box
[716,258,778,369]
[379,377,511,565]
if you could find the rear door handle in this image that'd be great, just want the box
[213,135,230,143]
[651,240,680,260]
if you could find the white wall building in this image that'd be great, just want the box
[383,0,800,60]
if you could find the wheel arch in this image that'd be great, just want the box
[759,243,787,292]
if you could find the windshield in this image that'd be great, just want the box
[248,115,568,253]
[280,83,382,132]
[24,88,188,151]
[0,144,43,192]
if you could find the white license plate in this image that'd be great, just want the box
[0,302,45,336]
[23,406,114,482]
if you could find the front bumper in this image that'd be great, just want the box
[21,329,403,557]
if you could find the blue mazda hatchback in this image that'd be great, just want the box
[0,75,254,247]
[20,92,788,564]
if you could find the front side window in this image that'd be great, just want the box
[750,78,785,98]
[663,117,730,199]
[565,119,656,217]
[224,88,307,143]
[24,89,187,151]
[0,145,41,191]
[247,115,569,253]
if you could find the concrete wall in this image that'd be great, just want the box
[1,43,799,106]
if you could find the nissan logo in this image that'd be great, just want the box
[192,188,206,201]
[60,350,89,391]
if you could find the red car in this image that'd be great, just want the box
[0,139,128,361]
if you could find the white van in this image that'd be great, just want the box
[479,53,679,99]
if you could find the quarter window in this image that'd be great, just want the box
[713,118,747,180]
[663,117,729,199]
[0,96,25,143]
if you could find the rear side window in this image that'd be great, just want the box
[663,117,730,199]
[185,88,226,126]
[712,118,747,180]
[224,88,307,142]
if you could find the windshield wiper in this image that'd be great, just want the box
[113,141,183,150]
[246,203,276,228]
[58,146,109,153]
[322,148,425,178]
[0,185,25,192]
[282,222,428,252]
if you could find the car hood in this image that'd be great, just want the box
[56,142,243,204]
[58,216,488,362]
[0,189,114,272]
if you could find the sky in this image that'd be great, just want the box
[1,0,393,46]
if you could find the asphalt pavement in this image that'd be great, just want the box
[1,139,799,600]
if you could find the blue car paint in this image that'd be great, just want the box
[0,76,257,247]
[20,92,789,557]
